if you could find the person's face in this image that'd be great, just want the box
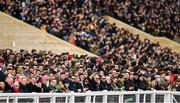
[60,74,66,80]
[65,72,69,78]
[113,78,117,83]
[99,71,104,76]
[160,73,166,79]
[106,77,111,83]
[134,75,138,79]
[65,83,69,88]
[124,73,129,79]
[75,76,80,82]
[139,76,144,81]
[94,75,100,82]
[49,74,55,80]
[31,78,36,84]
[80,75,85,81]
[112,70,117,76]
[101,76,106,82]
[176,81,180,86]
[21,78,27,85]
[39,66,43,71]
[51,80,57,87]
[13,82,19,89]
[7,77,13,85]
[0,82,5,89]
[71,76,75,82]
[147,77,151,81]
[129,75,134,80]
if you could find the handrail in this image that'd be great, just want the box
[0,91,179,103]
[0,91,179,96]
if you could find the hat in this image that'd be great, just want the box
[143,73,151,78]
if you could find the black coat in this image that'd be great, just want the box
[27,82,41,93]
[69,81,83,92]
[124,79,135,91]
[0,70,5,82]
[137,80,147,90]
[4,82,13,93]
[42,83,50,93]
[104,82,113,91]
[19,83,29,93]
[89,79,105,91]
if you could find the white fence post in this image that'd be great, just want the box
[14,96,18,103]
[143,94,146,103]
[65,96,68,103]
[85,91,91,103]
[34,96,39,103]
[6,96,9,103]
[136,92,140,103]
[151,93,156,103]
[119,94,123,103]
[164,93,172,103]
[103,90,107,103]
[51,96,56,103]
[70,91,75,103]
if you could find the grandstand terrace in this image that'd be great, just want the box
[0,0,180,96]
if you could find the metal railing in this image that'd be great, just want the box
[0,91,179,103]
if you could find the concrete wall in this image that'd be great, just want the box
[0,12,97,57]
[105,16,180,53]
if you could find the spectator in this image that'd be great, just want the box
[27,77,41,93]
[104,76,113,91]
[0,81,5,93]
[13,81,20,93]
[41,75,50,93]
[69,75,83,92]
[49,79,58,93]
[0,48,179,92]
[137,75,147,91]
[173,79,180,91]
[123,73,134,91]
[89,74,105,91]
[19,77,29,93]
[4,77,14,93]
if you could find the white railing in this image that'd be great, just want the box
[0,91,180,103]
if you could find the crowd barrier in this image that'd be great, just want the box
[0,90,179,103]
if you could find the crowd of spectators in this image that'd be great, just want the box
[0,0,180,93]
[101,0,180,41]
[0,49,180,93]
[1,0,179,41]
